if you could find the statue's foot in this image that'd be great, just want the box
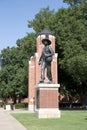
[39,80,44,83]
[48,80,54,84]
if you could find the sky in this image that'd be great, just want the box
[0,0,67,51]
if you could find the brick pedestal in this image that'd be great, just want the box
[35,83,61,118]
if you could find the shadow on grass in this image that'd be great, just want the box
[85,118,87,120]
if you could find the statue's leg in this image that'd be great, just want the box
[46,62,52,81]
[41,62,45,82]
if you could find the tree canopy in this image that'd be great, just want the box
[0,33,36,103]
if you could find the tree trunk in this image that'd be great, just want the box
[82,81,87,108]
[12,96,17,104]
[18,95,21,103]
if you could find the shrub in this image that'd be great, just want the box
[15,103,28,109]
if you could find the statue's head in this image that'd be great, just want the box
[42,39,51,46]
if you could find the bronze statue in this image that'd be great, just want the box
[38,38,54,83]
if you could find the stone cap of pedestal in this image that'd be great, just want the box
[36,83,60,88]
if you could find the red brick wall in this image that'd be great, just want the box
[28,56,36,106]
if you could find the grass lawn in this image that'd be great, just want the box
[12,110,87,130]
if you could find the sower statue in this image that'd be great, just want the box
[38,38,54,83]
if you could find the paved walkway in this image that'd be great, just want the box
[0,108,27,130]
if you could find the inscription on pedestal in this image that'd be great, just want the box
[35,83,61,118]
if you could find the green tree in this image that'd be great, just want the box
[0,33,36,103]
[63,0,87,6]
[28,7,55,34]
[54,1,87,104]
[0,47,25,103]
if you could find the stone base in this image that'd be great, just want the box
[28,104,35,112]
[35,108,61,118]
[35,83,61,118]
[6,105,11,111]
